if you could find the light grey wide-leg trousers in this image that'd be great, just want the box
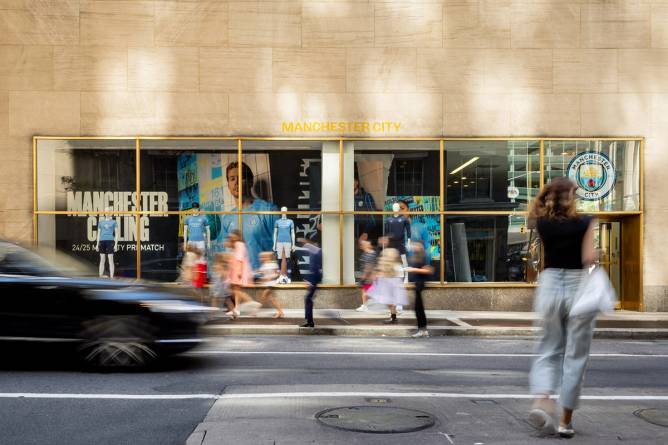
[529,268,597,410]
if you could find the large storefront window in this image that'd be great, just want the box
[139,139,238,212]
[34,137,642,286]
[241,140,323,212]
[37,213,138,279]
[544,140,640,212]
[444,140,540,211]
[349,141,441,282]
[36,139,136,212]
[444,215,529,283]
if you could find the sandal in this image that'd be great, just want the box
[273,312,285,319]
[528,408,557,436]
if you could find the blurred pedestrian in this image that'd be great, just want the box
[210,253,234,314]
[178,244,197,286]
[226,230,260,318]
[257,251,285,319]
[192,248,208,305]
[355,238,377,312]
[405,240,433,338]
[527,177,597,438]
[367,248,407,324]
[300,238,322,328]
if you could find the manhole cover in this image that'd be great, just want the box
[316,406,436,434]
[634,409,668,427]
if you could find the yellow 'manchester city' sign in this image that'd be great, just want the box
[281,121,402,133]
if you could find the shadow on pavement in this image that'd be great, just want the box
[0,343,207,373]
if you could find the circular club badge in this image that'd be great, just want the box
[567,152,616,201]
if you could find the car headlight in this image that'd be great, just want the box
[140,300,217,314]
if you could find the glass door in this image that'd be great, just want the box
[596,221,622,306]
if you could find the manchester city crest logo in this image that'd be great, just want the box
[567,152,616,201]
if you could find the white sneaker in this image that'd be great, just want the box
[396,305,403,313]
[238,301,262,315]
[277,275,286,284]
[355,304,368,312]
[412,329,429,338]
[285,276,291,283]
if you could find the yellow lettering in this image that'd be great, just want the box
[281,120,402,134]
[281,121,295,133]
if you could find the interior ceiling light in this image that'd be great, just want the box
[450,156,480,175]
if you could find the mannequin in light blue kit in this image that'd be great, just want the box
[184,202,210,253]
[95,209,119,278]
[273,206,295,284]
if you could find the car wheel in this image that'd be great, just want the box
[79,315,157,368]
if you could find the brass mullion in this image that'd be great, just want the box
[539,139,545,189]
[639,138,644,212]
[35,210,137,215]
[33,136,645,142]
[237,139,243,236]
[33,137,38,245]
[135,137,141,280]
[440,139,445,284]
[339,138,344,286]
[342,210,442,215]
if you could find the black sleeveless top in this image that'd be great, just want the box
[536,215,592,269]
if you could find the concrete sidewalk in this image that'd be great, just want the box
[203,309,668,339]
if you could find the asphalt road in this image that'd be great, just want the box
[1,336,668,445]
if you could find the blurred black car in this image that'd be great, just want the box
[0,241,214,368]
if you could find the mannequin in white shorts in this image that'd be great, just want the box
[95,209,119,278]
[273,206,295,284]
[184,202,210,253]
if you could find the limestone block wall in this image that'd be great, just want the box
[0,0,666,308]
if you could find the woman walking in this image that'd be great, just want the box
[226,230,260,317]
[527,177,597,438]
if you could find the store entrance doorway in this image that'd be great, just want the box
[596,221,621,306]
[594,216,642,310]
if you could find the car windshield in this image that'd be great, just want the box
[0,242,96,277]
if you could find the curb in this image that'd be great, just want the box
[202,324,668,339]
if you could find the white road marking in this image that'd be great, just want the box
[1,392,668,401]
[0,393,216,400]
[447,318,473,327]
[437,431,455,444]
[190,350,668,358]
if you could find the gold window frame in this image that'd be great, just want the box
[32,136,644,295]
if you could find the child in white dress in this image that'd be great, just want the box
[366,248,407,324]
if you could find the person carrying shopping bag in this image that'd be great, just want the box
[527,177,605,438]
